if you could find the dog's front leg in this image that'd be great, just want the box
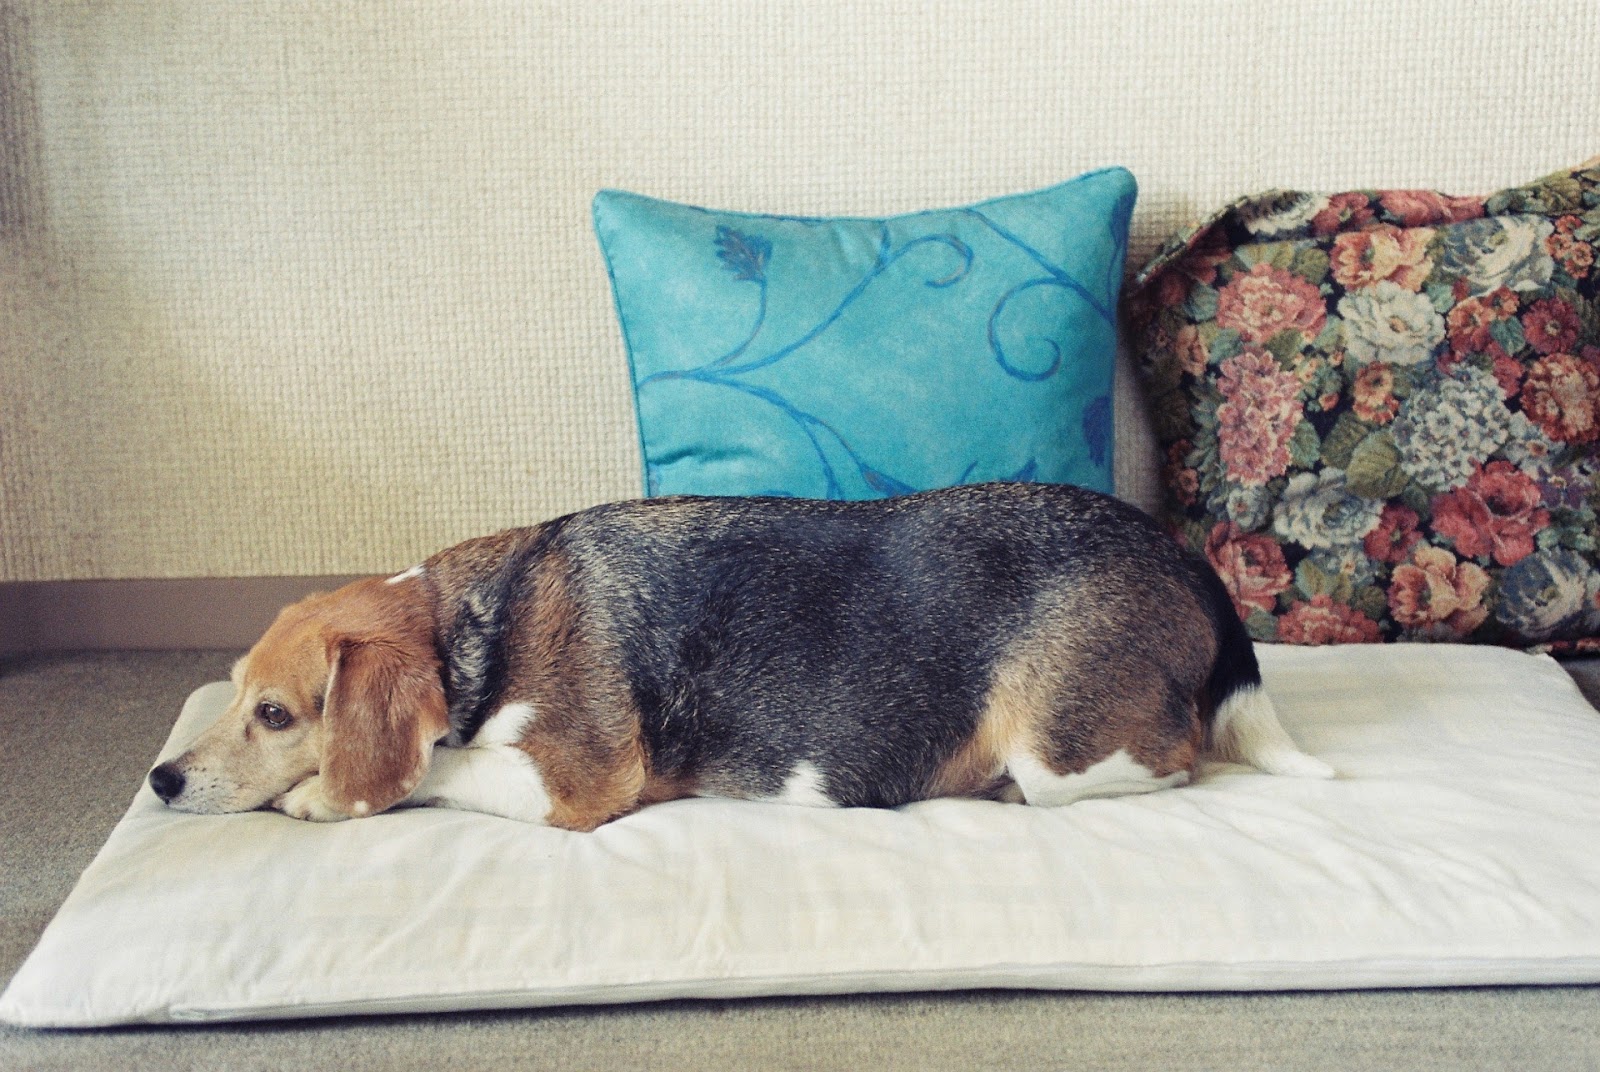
[272,775,351,822]
[405,744,554,824]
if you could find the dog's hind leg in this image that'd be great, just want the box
[1005,746,1191,807]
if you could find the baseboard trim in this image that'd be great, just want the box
[0,576,365,655]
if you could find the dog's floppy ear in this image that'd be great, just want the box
[320,635,449,817]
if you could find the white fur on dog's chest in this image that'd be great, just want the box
[474,701,538,746]
[409,702,553,823]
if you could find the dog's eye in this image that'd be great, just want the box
[256,702,293,730]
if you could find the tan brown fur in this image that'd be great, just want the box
[496,548,655,831]
[925,672,1030,798]
[637,770,701,806]
[974,578,1217,787]
[421,529,529,595]
[317,578,449,815]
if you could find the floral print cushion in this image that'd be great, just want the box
[1127,158,1600,650]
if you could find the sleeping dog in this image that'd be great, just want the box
[148,482,1331,830]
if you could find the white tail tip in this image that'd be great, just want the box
[1213,684,1334,779]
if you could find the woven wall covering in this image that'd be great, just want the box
[2,0,1598,579]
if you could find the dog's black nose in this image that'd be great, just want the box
[148,762,185,803]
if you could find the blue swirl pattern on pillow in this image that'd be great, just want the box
[593,169,1136,499]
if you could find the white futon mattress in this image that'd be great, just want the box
[5,643,1600,1027]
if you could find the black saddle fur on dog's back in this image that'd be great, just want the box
[437,482,1256,808]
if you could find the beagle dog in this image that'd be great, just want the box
[148,482,1331,830]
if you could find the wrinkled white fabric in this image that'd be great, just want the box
[6,644,1600,1027]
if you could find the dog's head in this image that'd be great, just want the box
[148,576,447,819]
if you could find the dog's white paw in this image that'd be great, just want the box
[273,776,351,822]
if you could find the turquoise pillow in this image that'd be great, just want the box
[592,169,1136,499]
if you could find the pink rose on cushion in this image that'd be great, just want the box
[1446,287,1518,355]
[1523,352,1600,444]
[1548,216,1595,279]
[1351,363,1399,424]
[1215,348,1303,487]
[1386,545,1491,635]
[1330,225,1435,291]
[1204,522,1293,620]
[1378,189,1486,228]
[1215,262,1328,344]
[1363,502,1422,564]
[1313,192,1376,235]
[1492,352,1524,399]
[1522,298,1582,355]
[1151,234,1237,310]
[1430,461,1549,567]
[1277,594,1383,645]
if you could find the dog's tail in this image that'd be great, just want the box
[1200,571,1334,779]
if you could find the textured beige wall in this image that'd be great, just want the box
[3,0,1598,580]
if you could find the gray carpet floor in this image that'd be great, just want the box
[3,650,1600,1072]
